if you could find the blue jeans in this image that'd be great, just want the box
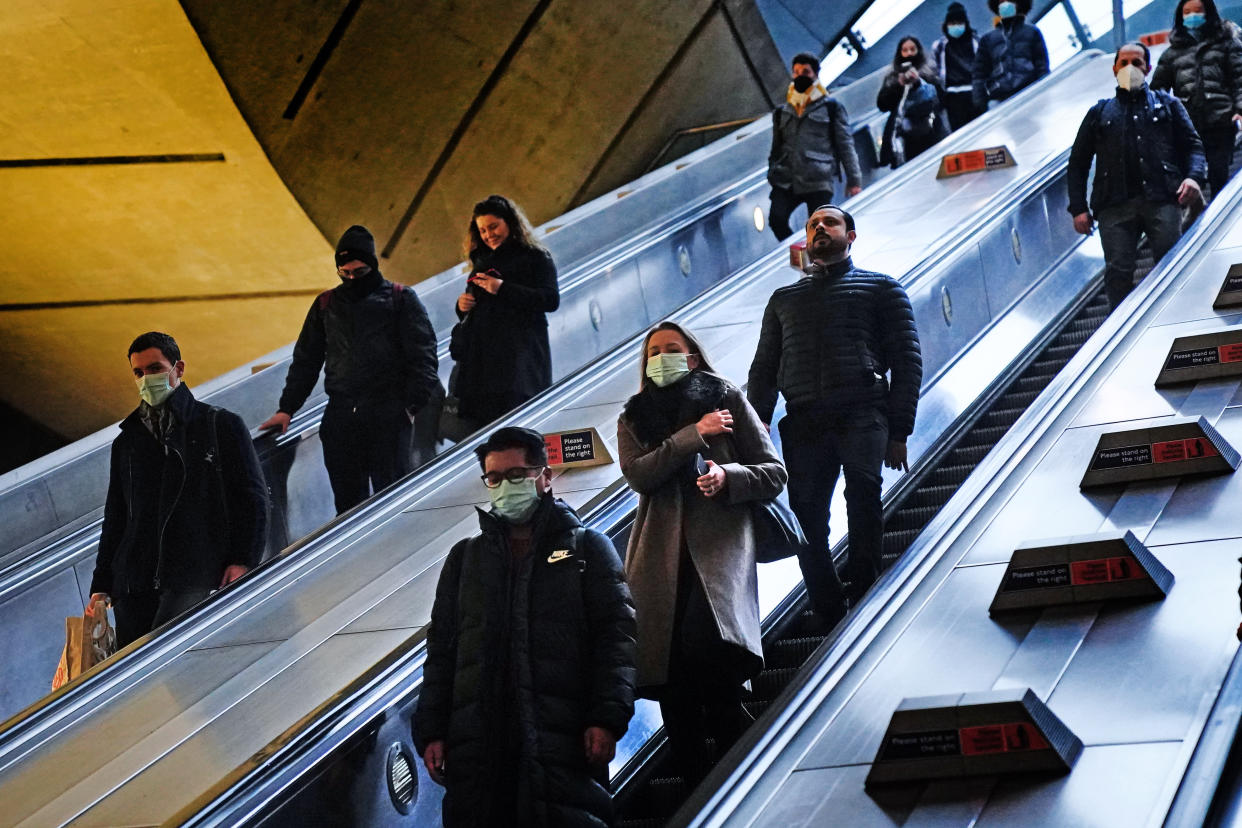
[779,408,888,617]
[1095,198,1182,309]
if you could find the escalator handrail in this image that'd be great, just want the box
[677,119,1242,828]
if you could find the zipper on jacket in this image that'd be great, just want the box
[154,441,186,591]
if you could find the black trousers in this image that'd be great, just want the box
[1201,125,1237,202]
[769,187,835,241]
[779,409,888,618]
[113,589,213,648]
[320,399,412,514]
[943,90,981,132]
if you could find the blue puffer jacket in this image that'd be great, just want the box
[972,16,1049,109]
[1066,86,1207,216]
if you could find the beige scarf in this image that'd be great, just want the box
[786,81,827,116]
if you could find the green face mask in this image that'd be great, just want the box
[489,476,542,523]
[136,372,175,407]
[645,353,692,387]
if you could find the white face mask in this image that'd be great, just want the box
[136,372,175,407]
[645,353,692,387]
[1116,64,1145,91]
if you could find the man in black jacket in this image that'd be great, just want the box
[260,225,440,513]
[748,206,922,623]
[90,332,269,648]
[414,427,636,827]
[1068,43,1206,309]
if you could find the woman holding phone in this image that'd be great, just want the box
[617,320,787,785]
[450,194,559,432]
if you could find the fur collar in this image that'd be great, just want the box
[622,370,731,447]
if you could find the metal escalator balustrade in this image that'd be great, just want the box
[678,119,1242,828]
[0,51,1119,825]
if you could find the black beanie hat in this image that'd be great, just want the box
[335,225,379,271]
[945,2,967,22]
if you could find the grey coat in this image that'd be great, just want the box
[768,95,863,194]
[617,372,787,688]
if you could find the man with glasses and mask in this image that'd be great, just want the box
[414,426,636,827]
[766,52,864,241]
[91,332,269,647]
[1067,42,1206,309]
[748,205,922,625]
[260,225,439,513]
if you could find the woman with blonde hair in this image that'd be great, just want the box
[617,320,787,784]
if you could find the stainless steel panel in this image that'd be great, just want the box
[797,563,1037,770]
[0,570,84,722]
[977,194,1055,318]
[754,764,919,828]
[0,478,58,564]
[1144,407,1242,547]
[0,640,279,826]
[975,742,1184,827]
[45,631,411,827]
[992,605,1100,701]
[959,425,1125,567]
[1043,537,1239,745]
[1153,247,1242,328]
[547,259,649,382]
[907,251,991,376]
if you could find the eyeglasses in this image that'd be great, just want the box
[481,466,545,488]
[337,265,373,278]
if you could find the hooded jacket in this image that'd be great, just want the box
[972,16,1050,109]
[1150,19,1242,134]
[91,384,269,596]
[452,238,560,414]
[278,226,439,416]
[414,497,636,827]
[747,257,922,440]
[1067,85,1207,216]
[767,94,863,194]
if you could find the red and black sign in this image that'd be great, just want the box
[1002,563,1071,592]
[1002,556,1147,592]
[544,430,596,466]
[1152,437,1220,463]
[881,723,1049,761]
[1091,444,1153,470]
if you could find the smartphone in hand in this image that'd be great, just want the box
[693,453,709,477]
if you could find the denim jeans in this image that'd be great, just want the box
[1095,198,1182,309]
[779,408,888,618]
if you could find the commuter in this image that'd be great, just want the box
[617,321,786,785]
[931,2,983,130]
[748,206,922,623]
[1067,43,1206,309]
[767,52,864,241]
[414,426,636,827]
[90,332,268,649]
[450,195,560,433]
[260,225,440,514]
[972,0,1050,112]
[878,36,949,168]
[1150,0,1242,201]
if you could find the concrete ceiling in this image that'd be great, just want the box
[0,0,331,442]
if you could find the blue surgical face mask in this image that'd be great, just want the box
[489,476,542,523]
[998,1,1018,19]
[1183,12,1207,29]
[947,23,967,38]
[136,372,175,407]
[645,352,693,387]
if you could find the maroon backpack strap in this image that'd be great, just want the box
[316,289,333,312]
[391,282,404,308]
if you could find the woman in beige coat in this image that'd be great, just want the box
[617,321,787,784]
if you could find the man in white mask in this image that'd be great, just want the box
[1067,42,1207,308]
[415,426,636,826]
[90,332,268,648]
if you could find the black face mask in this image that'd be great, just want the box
[339,267,382,299]
[792,75,815,93]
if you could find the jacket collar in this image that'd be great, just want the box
[121,382,196,437]
[805,256,854,280]
[474,493,580,545]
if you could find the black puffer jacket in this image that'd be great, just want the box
[747,257,923,439]
[1150,21,1242,134]
[414,497,636,827]
[972,16,1049,109]
[91,384,269,596]
[277,271,439,415]
[453,239,560,413]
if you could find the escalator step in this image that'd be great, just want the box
[965,424,1011,446]
[902,483,960,510]
[766,636,827,669]
[752,667,802,701]
[948,443,992,466]
[980,406,1027,429]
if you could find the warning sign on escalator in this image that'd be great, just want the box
[936,145,1017,179]
[543,427,614,470]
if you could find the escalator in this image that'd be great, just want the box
[0,50,1122,825]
